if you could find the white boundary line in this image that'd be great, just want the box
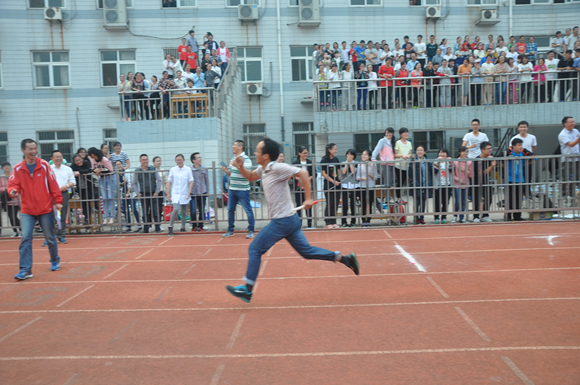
[63,373,80,385]
[159,238,173,246]
[209,364,225,385]
[103,264,130,279]
[501,356,536,385]
[426,277,449,298]
[0,297,578,315]
[226,314,246,349]
[0,345,578,360]
[56,285,95,308]
[135,249,154,260]
[110,320,137,343]
[455,307,491,342]
[394,243,426,272]
[0,317,43,343]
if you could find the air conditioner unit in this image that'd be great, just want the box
[103,0,128,30]
[44,7,62,21]
[298,0,320,27]
[425,6,441,19]
[238,4,258,21]
[476,8,500,25]
[246,83,263,96]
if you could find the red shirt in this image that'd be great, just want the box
[186,52,197,69]
[178,45,188,60]
[516,42,526,54]
[378,65,395,87]
[396,69,409,86]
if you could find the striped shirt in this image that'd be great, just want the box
[255,162,300,219]
[228,152,252,191]
[110,151,130,168]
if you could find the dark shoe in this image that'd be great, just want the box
[134,227,142,233]
[155,227,162,233]
[222,231,235,238]
[226,284,253,303]
[180,228,186,233]
[143,227,150,234]
[57,238,68,244]
[168,227,174,236]
[340,253,360,275]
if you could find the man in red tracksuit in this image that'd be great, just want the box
[8,139,63,280]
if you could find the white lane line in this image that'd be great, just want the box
[63,373,79,385]
[226,314,246,349]
[56,285,95,308]
[383,230,393,239]
[258,260,268,277]
[266,247,273,257]
[426,277,449,298]
[209,364,225,385]
[135,249,153,260]
[0,317,43,343]
[527,235,559,246]
[103,264,130,279]
[455,307,490,342]
[183,264,196,275]
[394,244,426,272]
[501,356,536,385]
[155,287,172,302]
[0,346,578,361]
[110,320,137,343]
[217,237,223,243]
[159,238,173,246]
[202,248,212,257]
[1,297,578,315]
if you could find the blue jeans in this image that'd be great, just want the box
[357,88,368,110]
[99,175,117,219]
[227,189,255,232]
[244,213,337,284]
[19,212,59,272]
[189,195,207,229]
[122,197,140,226]
[496,82,507,104]
[454,188,467,220]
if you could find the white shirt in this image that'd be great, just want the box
[517,63,533,82]
[414,42,427,59]
[463,131,490,159]
[510,134,537,152]
[367,71,378,90]
[163,59,175,76]
[51,164,75,193]
[545,58,560,80]
[558,128,580,162]
[341,48,350,64]
[168,165,193,204]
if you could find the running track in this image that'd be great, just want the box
[0,222,579,384]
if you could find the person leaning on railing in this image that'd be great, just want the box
[158,71,175,119]
[408,145,433,225]
[71,153,95,227]
[356,150,377,227]
[433,149,453,224]
[505,139,534,222]
[452,146,472,224]
[117,74,131,121]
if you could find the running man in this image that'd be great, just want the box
[226,138,359,303]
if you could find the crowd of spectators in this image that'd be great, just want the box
[117,30,231,121]
[314,27,580,110]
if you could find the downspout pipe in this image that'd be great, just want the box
[276,0,285,142]
[508,1,513,39]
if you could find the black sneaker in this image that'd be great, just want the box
[341,253,360,275]
[226,285,253,303]
[168,227,174,236]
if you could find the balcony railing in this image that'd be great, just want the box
[313,70,579,112]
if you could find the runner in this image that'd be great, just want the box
[226,138,360,303]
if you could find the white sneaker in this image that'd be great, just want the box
[481,217,492,223]
[452,217,457,223]
[473,218,480,223]
[460,219,468,223]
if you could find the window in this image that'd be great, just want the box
[410,0,441,5]
[32,51,70,89]
[161,0,196,7]
[290,46,315,82]
[37,131,75,162]
[237,47,263,83]
[289,0,321,5]
[243,124,266,159]
[515,0,578,4]
[103,129,118,149]
[0,52,3,89]
[100,50,136,87]
[292,122,316,158]
[354,133,383,155]
[467,0,497,4]
[0,132,7,164]
[163,48,179,60]
[350,0,381,5]
[28,0,64,8]
[412,131,445,152]
[97,0,133,7]
[227,0,259,6]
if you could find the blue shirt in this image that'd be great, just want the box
[193,73,205,88]
[526,43,538,60]
[407,60,419,71]
[480,57,495,65]
[574,57,580,70]
[26,162,36,177]
[354,46,366,60]
[508,152,525,183]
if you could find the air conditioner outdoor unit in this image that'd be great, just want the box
[246,83,263,96]
[238,4,259,21]
[103,0,128,30]
[425,6,441,19]
[476,8,500,25]
[44,7,63,21]
[298,0,320,27]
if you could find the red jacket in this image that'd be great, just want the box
[8,158,63,216]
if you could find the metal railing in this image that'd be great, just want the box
[313,70,579,112]
[1,155,579,236]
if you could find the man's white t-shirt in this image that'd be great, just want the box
[517,63,533,82]
[510,134,537,152]
[463,131,490,159]
[558,128,580,162]
[545,58,560,80]
[414,42,427,59]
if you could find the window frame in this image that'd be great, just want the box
[466,0,498,6]
[514,0,578,5]
[160,0,197,8]
[290,45,315,83]
[353,133,383,156]
[103,128,118,149]
[99,49,137,88]
[243,124,266,160]
[28,0,66,9]
[0,132,8,164]
[409,0,442,5]
[31,51,71,89]
[36,130,75,162]
[349,0,382,6]
[225,0,260,8]
[0,51,3,90]
[236,47,263,84]
[96,0,133,8]
[412,130,446,152]
[292,122,316,158]
[288,0,322,6]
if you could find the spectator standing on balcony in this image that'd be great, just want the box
[471,60,484,106]
[393,42,404,60]
[340,41,350,69]
[9,139,63,280]
[394,55,406,71]
[179,38,189,67]
[567,27,579,51]
[217,41,230,73]
[427,35,438,62]
[410,62,423,108]
[182,64,194,81]
[166,154,193,236]
[558,116,580,200]
[494,55,509,104]
[367,64,378,110]
[423,60,437,108]
[340,149,358,228]
[356,149,376,227]
[533,58,548,103]
[495,40,508,58]
[320,143,341,229]
[318,65,329,111]
[394,128,412,199]
[117,74,131,121]
[437,59,452,107]
[395,62,411,109]
[204,32,219,53]
[407,53,419,73]
[472,142,495,223]
[158,71,174,119]
[432,48,444,67]
[101,143,110,160]
[433,149,453,224]
[340,62,353,110]
[443,47,456,63]
[516,36,527,56]
[404,43,415,62]
[110,142,131,172]
[558,50,574,102]
[222,140,255,239]
[526,36,538,65]
[354,62,369,110]
[185,46,197,71]
[148,75,161,120]
[574,48,580,100]
[484,35,495,52]
[48,150,74,245]
[545,51,560,102]
[415,35,427,67]
[210,60,222,89]
[379,44,393,66]
[131,72,147,120]
[457,59,472,106]
[210,50,222,67]
[131,154,162,234]
[409,145,433,225]
[506,44,519,65]
[372,127,396,197]
[163,54,176,79]
[505,139,533,221]
[353,40,366,70]
[551,31,565,58]
[193,66,206,88]
[507,57,519,104]
[452,146,471,223]
[379,58,395,109]
[474,43,486,61]
[328,64,341,111]
[518,56,533,103]
[439,38,448,53]
[201,52,213,72]
[462,119,489,159]
[365,40,379,73]
[186,30,199,61]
